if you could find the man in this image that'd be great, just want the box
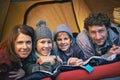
[76,12,120,60]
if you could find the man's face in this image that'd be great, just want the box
[14,33,32,59]
[56,32,72,52]
[88,25,108,46]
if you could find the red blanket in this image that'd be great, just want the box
[42,62,120,80]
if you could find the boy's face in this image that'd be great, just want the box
[88,25,108,46]
[36,38,52,56]
[14,33,32,59]
[56,32,72,52]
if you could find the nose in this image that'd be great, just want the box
[44,43,49,47]
[23,43,27,48]
[61,39,65,44]
[95,32,101,39]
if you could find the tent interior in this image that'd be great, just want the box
[0,0,120,80]
[0,0,120,42]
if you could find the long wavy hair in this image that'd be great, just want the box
[1,24,35,68]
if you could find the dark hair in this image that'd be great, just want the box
[7,24,35,63]
[84,12,111,30]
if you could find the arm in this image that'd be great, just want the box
[37,55,62,65]
[101,45,120,60]
[67,57,83,66]
[9,68,25,80]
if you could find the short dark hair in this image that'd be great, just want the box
[84,12,111,30]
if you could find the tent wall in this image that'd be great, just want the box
[25,1,79,34]
[1,0,120,42]
[0,0,91,42]
[72,0,90,31]
[0,0,10,42]
[0,0,42,42]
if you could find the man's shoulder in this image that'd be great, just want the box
[109,26,120,34]
[77,30,87,37]
[76,30,90,44]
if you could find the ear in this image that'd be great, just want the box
[70,39,72,44]
[86,30,90,37]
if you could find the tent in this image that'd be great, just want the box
[0,0,120,41]
[0,0,120,80]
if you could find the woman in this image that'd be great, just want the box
[0,24,35,80]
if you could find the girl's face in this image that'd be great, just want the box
[56,32,72,52]
[14,33,32,59]
[36,38,52,56]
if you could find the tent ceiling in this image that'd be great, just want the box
[84,0,120,12]
[84,0,120,22]
[10,0,120,23]
[10,0,120,13]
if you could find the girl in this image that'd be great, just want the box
[25,20,62,74]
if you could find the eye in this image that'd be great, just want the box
[57,38,62,41]
[99,29,104,33]
[64,37,69,40]
[26,41,32,44]
[40,41,46,44]
[91,31,96,34]
[17,41,23,44]
[48,41,52,44]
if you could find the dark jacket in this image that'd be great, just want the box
[55,41,86,63]
[24,50,61,75]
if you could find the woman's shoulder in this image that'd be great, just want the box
[0,44,8,60]
[0,44,12,72]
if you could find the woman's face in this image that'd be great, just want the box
[56,32,72,52]
[36,38,52,56]
[14,33,32,59]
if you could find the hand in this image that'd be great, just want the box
[37,56,55,65]
[51,55,63,63]
[9,68,25,80]
[108,45,120,57]
[67,57,83,66]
